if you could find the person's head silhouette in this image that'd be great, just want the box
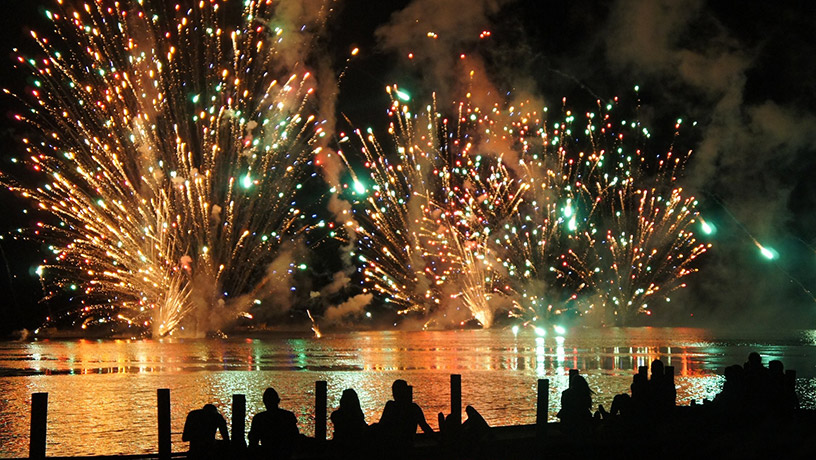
[392,379,410,402]
[203,403,218,413]
[340,388,361,411]
[570,375,591,394]
[263,387,281,409]
[651,359,664,378]
[769,360,784,375]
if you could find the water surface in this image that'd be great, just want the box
[2,327,816,457]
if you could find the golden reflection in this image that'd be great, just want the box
[535,337,546,376]
[555,337,566,374]
[2,329,815,457]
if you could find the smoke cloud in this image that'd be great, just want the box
[323,293,373,325]
[600,0,816,323]
[375,0,512,102]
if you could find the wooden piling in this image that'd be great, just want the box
[232,394,246,448]
[568,368,579,387]
[315,381,327,441]
[157,389,171,460]
[29,392,48,459]
[536,378,549,446]
[451,374,462,425]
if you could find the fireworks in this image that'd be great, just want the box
[497,101,711,325]
[340,94,455,320]
[2,1,321,337]
[342,90,710,327]
[337,91,522,327]
[3,1,711,334]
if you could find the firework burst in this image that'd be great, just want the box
[496,99,710,325]
[339,89,528,327]
[2,0,321,337]
[344,88,709,327]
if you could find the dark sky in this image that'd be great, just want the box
[1,0,815,334]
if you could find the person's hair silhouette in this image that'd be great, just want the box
[182,403,229,459]
[331,388,369,459]
[248,387,300,459]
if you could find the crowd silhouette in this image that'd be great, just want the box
[180,352,809,459]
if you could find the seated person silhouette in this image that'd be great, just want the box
[768,359,798,414]
[376,379,434,456]
[461,405,493,458]
[437,404,494,459]
[330,388,368,458]
[712,364,745,414]
[557,374,593,435]
[182,403,229,459]
[248,387,299,459]
[647,359,675,415]
[598,393,632,420]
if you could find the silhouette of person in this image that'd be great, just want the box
[743,352,770,415]
[767,359,799,415]
[460,405,493,458]
[713,364,745,413]
[558,374,593,435]
[647,359,675,416]
[437,405,493,459]
[628,372,648,419]
[462,405,489,435]
[330,388,368,459]
[248,387,299,459]
[598,393,632,420]
[182,403,230,459]
[375,379,434,458]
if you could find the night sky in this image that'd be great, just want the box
[0,0,815,336]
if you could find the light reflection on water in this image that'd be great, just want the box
[1,327,815,457]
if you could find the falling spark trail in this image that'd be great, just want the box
[703,193,816,304]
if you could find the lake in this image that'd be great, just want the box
[2,327,816,457]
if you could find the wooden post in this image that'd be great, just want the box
[29,392,48,459]
[536,379,549,445]
[232,394,246,448]
[568,368,579,385]
[450,374,462,425]
[157,389,171,460]
[315,381,327,441]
